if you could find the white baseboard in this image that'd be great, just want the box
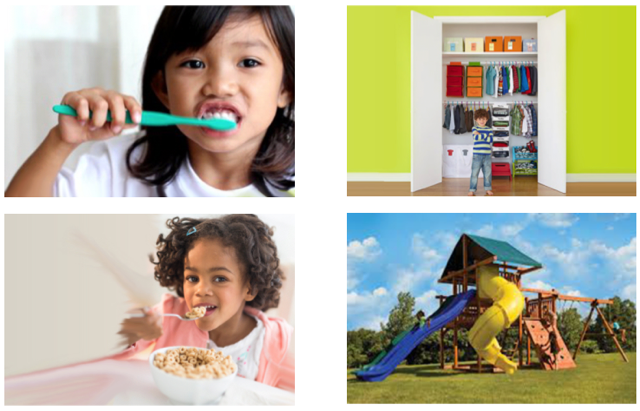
[566,174,636,183]
[348,173,636,183]
[347,173,411,182]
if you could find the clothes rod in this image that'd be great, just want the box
[443,101,538,105]
[443,62,538,65]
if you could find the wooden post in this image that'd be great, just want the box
[573,304,595,360]
[537,293,542,319]
[595,305,629,363]
[439,328,445,369]
[463,236,468,292]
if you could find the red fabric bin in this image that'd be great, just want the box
[491,163,512,180]
[446,86,463,97]
[447,76,463,86]
[447,65,464,76]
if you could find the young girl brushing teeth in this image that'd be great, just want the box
[6,6,294,197]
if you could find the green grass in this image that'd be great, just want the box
[347,353,636,403]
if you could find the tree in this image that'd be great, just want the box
[381,292,416,345]
[347,328,384,368]
[557,307,583,350]
[592,297,636,352]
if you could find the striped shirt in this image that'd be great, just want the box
[472,126,493,155]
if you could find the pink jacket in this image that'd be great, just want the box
[104,293,294,391]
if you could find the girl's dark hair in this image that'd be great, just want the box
[127,6,295,193]
[151,215,284,311]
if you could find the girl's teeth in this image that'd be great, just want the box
[201,110,237,123]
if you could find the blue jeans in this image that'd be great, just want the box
[469,154,492,192]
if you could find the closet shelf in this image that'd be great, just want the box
[443,52,538,56]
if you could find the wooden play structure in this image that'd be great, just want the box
[436,234,628,373]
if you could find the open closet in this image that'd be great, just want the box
[411,12,566,194]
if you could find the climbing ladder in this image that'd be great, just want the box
[523,319,576,370]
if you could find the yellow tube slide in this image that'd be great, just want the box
[468,265,524,374]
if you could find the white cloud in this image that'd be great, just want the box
[522,279,553,290]
[607,226,614,231]
[415,290,438,312]
[434,231,459,250]
[393,265,439,293]
[621,284,636,301]
[529,213,579,228]
[347,236,381,261]
[613,213,631,221]
[500,223,524,237]
[373,287,387,296]
[473,224,494,237]
[364,316,386,331]
[412,234,441,260]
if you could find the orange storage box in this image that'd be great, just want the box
[467,77,482,87]
[467,87,482,97]
[504,36,522,52]
[467,66,483,77]
[447,65,464,76]
[485,36,503,52]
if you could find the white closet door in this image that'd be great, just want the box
[538,10,566,193]
[411,11,442,192]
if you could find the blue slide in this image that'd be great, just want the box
[355,290,476,382]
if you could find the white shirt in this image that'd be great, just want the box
[54,133,294,197]
[493,66,499,98]
[206,314,266,381]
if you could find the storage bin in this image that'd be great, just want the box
[467,77,482,87]
[513,145,538,160]
[493,136,510,143]
[504,36,522,52]
[523,38,537,52]
[491,163,512,180]
[492,146,510,159]
[443,37,464,52]
[447,65,464,76]
[467,66,483,77]
[447,76,463,86]
[467,87,482,97]
[513,160,538,175]
[485,36,503,52]
[464,38,484,53]
[446,86,464,97]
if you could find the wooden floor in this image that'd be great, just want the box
[347,177,636,196]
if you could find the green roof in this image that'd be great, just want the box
[440,234,542,283]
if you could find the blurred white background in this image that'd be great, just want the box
[4,5,170,189]
[4,214,294,376]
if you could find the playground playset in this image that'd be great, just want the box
[355,234,628,382]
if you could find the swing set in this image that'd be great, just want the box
[521,287,629,363]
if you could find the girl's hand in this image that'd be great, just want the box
[57,88,142,145]
[117,307,163,347]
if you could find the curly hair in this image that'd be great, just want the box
[474,109,489,121]
[151,215,284,311]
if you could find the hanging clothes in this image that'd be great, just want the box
[493,66,499,98]
[523,66,533,95]
[468,107,474,130]
[449,103,456,134]
[512,65,519,93]
[520,65,529,93]
[486,66,495,96]
[498,66,504,97]
[454,104,463,134]
[519,105,528,135]
[529,66,538,96]
[510,103,522,136]
[465,106,474,131]
[529,103,538,136]
[443,104,451,130]
[459,105,467,134]
[525,105,534,137]
[508,65,514,95]
[486,105,492,127]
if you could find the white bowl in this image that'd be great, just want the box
[149,346,237,405]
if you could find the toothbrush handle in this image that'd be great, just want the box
[52,104,198,127]
[53,104,134,124]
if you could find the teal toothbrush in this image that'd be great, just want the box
[52,104,236,131]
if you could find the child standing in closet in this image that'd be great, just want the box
[468,109,493,196]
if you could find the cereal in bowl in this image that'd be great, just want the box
[153,347,236,379]
[184,306,206,319]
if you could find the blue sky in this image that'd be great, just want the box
[347,213,636,331]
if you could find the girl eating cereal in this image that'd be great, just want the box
[110,215,293,391]
[6,6,294,197]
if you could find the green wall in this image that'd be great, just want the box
[347,6,636,174]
